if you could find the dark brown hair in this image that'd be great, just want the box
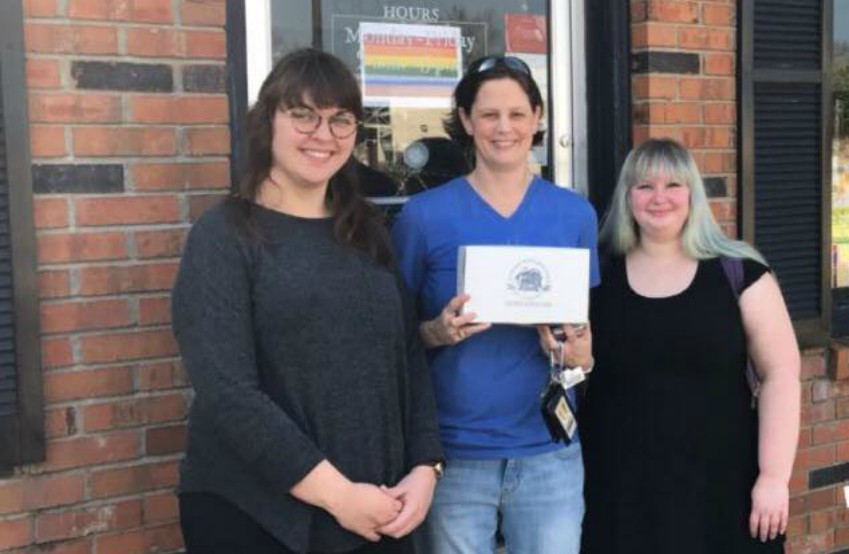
[444,56,546,166]
[231,48,392,266]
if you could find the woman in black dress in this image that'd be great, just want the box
[580,138,799,553]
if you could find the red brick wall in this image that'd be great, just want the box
[0,1,228,552]
[789,347,849,554]
[633,2,848,553]
[631,0,737,236]
[2,1,843,553]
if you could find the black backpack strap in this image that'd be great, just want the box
[719,255,744,297]
[719,256,760,408]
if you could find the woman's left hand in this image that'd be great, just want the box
[749,473,789,542]
[376,465,438,538]
[537,323,593,369]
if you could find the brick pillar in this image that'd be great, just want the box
[631,0,737,236]
[0,1,228,552]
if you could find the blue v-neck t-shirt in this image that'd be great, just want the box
[392,176,600,459]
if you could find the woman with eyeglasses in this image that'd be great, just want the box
[391,55,599,553]
[172,48,443,554]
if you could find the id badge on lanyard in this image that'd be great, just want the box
[540,336,588,444]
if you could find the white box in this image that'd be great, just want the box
[457,245,590,325]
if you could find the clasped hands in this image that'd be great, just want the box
[332,465,437,542]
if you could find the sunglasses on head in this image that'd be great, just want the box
[466,55,532,76]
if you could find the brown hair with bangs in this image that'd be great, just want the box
[230,48,392,266]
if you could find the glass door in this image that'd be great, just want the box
[245,0,582,204]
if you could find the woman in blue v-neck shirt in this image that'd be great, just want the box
[391,56,599,554]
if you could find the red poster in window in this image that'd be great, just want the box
[505,14,547,54]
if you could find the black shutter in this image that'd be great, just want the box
[740,0,832,343]
[753,1,822,70]
[0,1,44,467]
[753,83,822,318]
[0,74,17,419]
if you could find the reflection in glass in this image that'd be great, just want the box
[269,0,548,202]
[269,2,313,54]
[832,1,849,286]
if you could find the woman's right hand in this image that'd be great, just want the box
[329,482,403,542]
[419,294,491,348]
[291,460,402,541]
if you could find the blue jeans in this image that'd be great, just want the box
[416,445,584,554]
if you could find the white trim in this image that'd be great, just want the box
[245,0,273,106]
[570,0,589,196]
[549,0,573,189]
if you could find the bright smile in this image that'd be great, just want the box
[300,148,333,160]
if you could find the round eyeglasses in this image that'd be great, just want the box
[467,55,532,76]
[283,107,359,139]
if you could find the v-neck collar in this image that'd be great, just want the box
[461,175,539,222]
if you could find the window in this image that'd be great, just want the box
[0,1,44,467]
[831,1,849,333]
[739,0,831,344]
[227,0,591,208]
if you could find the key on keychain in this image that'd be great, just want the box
[549,340,586,390]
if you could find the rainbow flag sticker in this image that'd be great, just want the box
[359,22,462,108]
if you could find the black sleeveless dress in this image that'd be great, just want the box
[580,256,784,554]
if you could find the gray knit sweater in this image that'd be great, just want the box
[172,201,443,553]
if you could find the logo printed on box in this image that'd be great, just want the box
[507,259,551,300]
